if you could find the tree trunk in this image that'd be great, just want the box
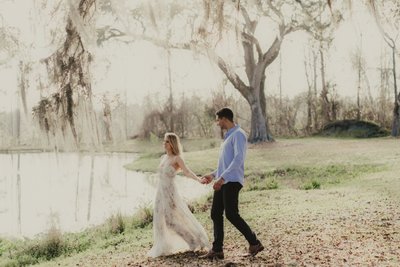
[249,99,270,142]
[18,61,29,117]
[166,49,174,132]
[357,53,361,121]
[103,99,113,142]
[304,49,314,134]
[319,48,331,124]
[306,86,312,134]
[247,80,274,142]
[278,53,283,135]
[392,100,400,136]
[313,51,319,130]
[16,108,21,146]
[391,45,400,136]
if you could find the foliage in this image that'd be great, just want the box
[302,180,321,190]
[2,228,67,266]
[132,206,153,229]
[108,213,126,235]
[136,85,393,140]
[319,120,390,138]
[31,0,98,149]
[139,86,247,139]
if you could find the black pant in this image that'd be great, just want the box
[210,182,258,252]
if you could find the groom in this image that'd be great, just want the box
[200,107,264,259]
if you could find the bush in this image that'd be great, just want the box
[318,120,389,138]
[108,213,126,235]
[245,174,279,191]
[302,180,321,190]
[132,206,153,228]
[5,227,65,266]
[266,179,279,190]
[29,227,64,260]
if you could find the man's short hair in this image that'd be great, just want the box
[216,107,234,122]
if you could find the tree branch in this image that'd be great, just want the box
[266,0,285,26]
[242,32,263,61]
[213,52,250,100]
[262,25,285,67]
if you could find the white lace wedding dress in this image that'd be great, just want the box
[147,155,210,258]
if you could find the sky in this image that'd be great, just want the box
[0,0,391,113]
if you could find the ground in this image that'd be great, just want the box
[3,137,400,267]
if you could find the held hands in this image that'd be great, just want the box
[200,174,213,184]
[199,174,224,191]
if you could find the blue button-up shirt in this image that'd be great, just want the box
[213,125,247,185]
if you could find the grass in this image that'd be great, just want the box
[0,207,156,267]
[0,227,91,267]
[1,137,399,266]
[249,164,385,190]
[132,206,153,229]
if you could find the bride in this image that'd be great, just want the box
[148,132,210,258]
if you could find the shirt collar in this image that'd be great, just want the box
[224,124,239,140]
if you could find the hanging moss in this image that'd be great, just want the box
[33,0,97,148]
[52,93,62,114]
[64,84,74,129]
[32,98,51,134]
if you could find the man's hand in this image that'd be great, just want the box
[201,174,214,184]
[213,178,224,191]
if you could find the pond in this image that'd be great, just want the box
[0,152,211,238]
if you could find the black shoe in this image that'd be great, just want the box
[199,249,224,259]
[248,242,264,256]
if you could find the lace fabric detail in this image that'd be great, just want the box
[147,155,210,258]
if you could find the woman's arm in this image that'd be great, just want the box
[175,156,201,182]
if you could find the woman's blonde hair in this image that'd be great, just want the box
[164,132,182,156]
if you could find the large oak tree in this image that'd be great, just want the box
[99,0,335,142]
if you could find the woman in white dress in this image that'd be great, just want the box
[148,132,210,258]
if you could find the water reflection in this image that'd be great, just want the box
[0,152,210,238]
[16,154,21,234]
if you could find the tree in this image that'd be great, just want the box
[350,34,375,122]
[100,0,336,143]
[0,20,19,65]
[304,46,318,133]
[101,93,113,142]
[200,0,339,142]
[370,0,400,136]
[328,0,400,135]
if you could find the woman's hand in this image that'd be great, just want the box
[201,174,213,184]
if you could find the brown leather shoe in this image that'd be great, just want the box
[199,249,224,259]
[248,242,264,256]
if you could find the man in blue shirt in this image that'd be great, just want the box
[200,107,264,259]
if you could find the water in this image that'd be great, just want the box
[0,152,211,238]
